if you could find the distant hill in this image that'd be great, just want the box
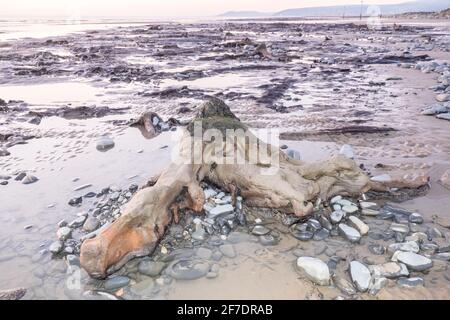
[219,0,450,18]
[218,11,272,18]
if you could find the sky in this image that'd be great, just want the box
[0,0,414,18]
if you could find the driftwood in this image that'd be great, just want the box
[80,98,424,278]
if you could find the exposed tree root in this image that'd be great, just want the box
[80,98,428,278]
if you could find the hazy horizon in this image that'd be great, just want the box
[0,0,421,19]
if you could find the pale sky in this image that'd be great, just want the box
[0,0,412,18]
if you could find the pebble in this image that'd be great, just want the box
[390,223,409,234]
[370,174,391,183]
[56,227,72,240]
[319,216,332,231]
[409,213,423,224]
[167,259,210,280]
[0,147,10,156]
[251,225,270,236]
[338,224,361,243]
[259,234,279,246]
[219,244,236,258]
[104,276,130,290]
[82,216,100,232]
[368,244,385,255]
[0,180,7,185]
[361,208,379,216]
[436,93,450,102]
[68,197,82,206]
[138,260,166,277]
[196,247,213,260]
[339,144,354,159]
[350,261,371,292]
[207,204,234,218]
[130,278,155,297]
[330,195,342,204]
[21,174,38,184]
[296,257,330,286]
[347,216,369,235]
[397,277,424,288]
[313,228,330,241]
[15,172,26,181]
[393,251,433,272]
[203,188,217,199]
[359,201,378,209]
[405,232,427,242]
[330,210,345,224]
[68,216,87,228]
[342,205,358,214]
[369,262,409,279]
[387,241,419,255]
[49,241,63,254]
[368,277,388,295]
[332,275,356,296]
[286,149,301,160]
[96,137,115,152]
[293,230,314,241]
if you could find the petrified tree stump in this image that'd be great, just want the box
[80,98,422,278]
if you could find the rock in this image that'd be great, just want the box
[350,261,371,292]
[203,188,217,199]
[421,103,448,115]
[292,230,314,241]
[397,277,424,288]
[49,241,63,254]
[439,170,450,189]
[368,244,385,255]
[207,204,234,218]
[167,259,210,280]
[96,137,115,152]
[342,205,358,214]
[0,288,27,300]
[130,278,155,297]
[332,275,356,296]
[319,216,332,231]
[219,244,236,258]
[359,201,378,209]
[387,241,420,255]
[436,93,450,102]
[296,257,330,286]
[0,147,10,157]
[82,216,100,232]
[409,213,423,224]
[394,251,433,272]
[286,149,301,160]
[307,219,321,231]
[361,208,379,216]
[138,260,166,277]
[347,216,369,235]
[68,196,82,206]
[66,254,80,267]
[369,262,409,279]
[251,225,270,236]
[104,276,130,290]
[196,247,213,260]
[390,223,409,234]
[14,171,26,181]
[405,232,428,242]
[259,234,279,246]
[429,227,443,239]
[330,195,342,204]
[330,210,345,224]
[339,144,354,159]
[338,224,361,243]
[436,113,450,121]
[68,215,87,228]
[368,277,388,295]
[313,228,330,241]
[83,290,118,300]
[56,227,72,240]
[0,181,7,185]
[21,174,38,184]
[370,174,391,183]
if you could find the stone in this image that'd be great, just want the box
[342,205,358,214]
[436,93,450,102]
[330,195,342,204]
[348,216,369,235]
[207,204,234,218]
[286,149,301,160]
[330,210,345,224]
[370,174,391,183]
[368,277,388,295]
[21,174,38,184]
[49,241,63,254]
[138,260,166,277]
[313,228,330,241]
[196,247,213,260]
[368,244,385,255]
[56,227,72,240]
[439,170,450,189]
[332,275,356,296]
[96,137,115,152]
[68,197,82,206]
[191,225,206,241]
[409,213,423,224]
[68,215,87,228]
[259,234,279,246]
[296,257,330,286]
[350,261,371,292]
[104,276,130,290]
[397,277,424,288]
[436,113,450,121]
[203,188,217,199]
[14,172,26,181]
[338,224,361,243]
[361,208,379,216]
[359,201,378,209]
[219,244,236,258]
[339,144,354,159]
[66,254,80,267]
[292,230,313,241]
[307,219,321,231]
[167,259,210,280]
[390,223,409,234]
[369,262,409,279]
[387,241,420,255]
[130,278,154,297]
[82,216,100,232]
[394,251,433,272]
[405,232,428,242]
[319,216,332,231]
[251,225,270,236]
[0,147,10,157]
